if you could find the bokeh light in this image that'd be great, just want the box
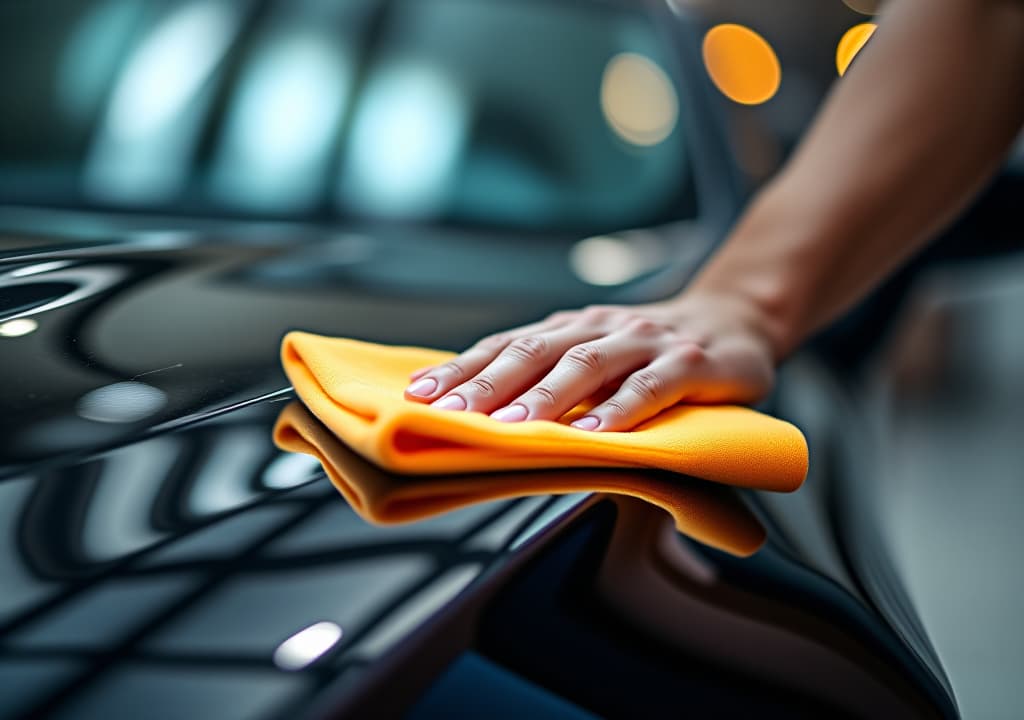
[600,53,679,146]
[274,621,343,671]
[0,318,39,338]
[842,0,883,16]
[569,232,667,287]
[836,23,877,76]
[702,24,781,106]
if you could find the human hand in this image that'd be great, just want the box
[403,294,777,432]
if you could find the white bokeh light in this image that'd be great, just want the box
[0,319,39,338]
[273,621,344,671]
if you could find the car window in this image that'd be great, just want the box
[0,0,694,232]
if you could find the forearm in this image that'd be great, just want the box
[688,0,1024,359]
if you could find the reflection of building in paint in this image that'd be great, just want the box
[339,65,468,219]
[81,438,179,561]
[211,32,352,212]
[263,452,324,490]
[273,621,344,671]
[600,53,679,147]
[187,427,266,516]
[84,1,239,203]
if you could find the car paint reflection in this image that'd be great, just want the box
[0,228,961,718]
[279,399,766,557]
[0,380,961,718]
[0,400,561,718]
[0,233,602,472]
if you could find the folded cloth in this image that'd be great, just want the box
[280,332,808,491]
[273,401,767,556]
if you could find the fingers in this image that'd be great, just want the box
[430,325,607,413]
[571,343,708,432]
[408,366,433,382]
[490,335,653,422]
[404,316,569,403]
[405,302,776,433]
[404,340,503,402]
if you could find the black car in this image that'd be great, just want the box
[5,0,1019,717]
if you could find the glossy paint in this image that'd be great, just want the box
[0,0,976,714]
[0,227,957,719]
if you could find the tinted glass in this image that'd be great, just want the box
[0,0,693,231]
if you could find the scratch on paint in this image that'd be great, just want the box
[132,363,184,379]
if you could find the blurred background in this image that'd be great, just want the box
[1,1,1022,718]
[0,0,910,227]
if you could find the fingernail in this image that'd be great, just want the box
[432,394,467,411]
[491,404,528,423]
[406,377,438,397]
[570,415,600,431]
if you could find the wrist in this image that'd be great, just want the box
[672,286,787,363]
[682,186,811,361]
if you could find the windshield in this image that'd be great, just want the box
[0,0,694,233]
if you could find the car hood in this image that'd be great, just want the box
[0,218,958,719]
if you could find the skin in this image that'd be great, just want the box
[405,0,1024,431]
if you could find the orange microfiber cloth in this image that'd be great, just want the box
[273,401,768,556]
[278,332,808,491]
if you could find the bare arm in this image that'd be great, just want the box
[692,0,1024,359]
[405,0,1024,430]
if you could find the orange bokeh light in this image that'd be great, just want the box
[701,24,781,106]
[836,23,877,76]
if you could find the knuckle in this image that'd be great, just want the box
[505,335,548,362]
[467,375,498,398]
[582,305,613,322]
[564,343,606,373]
[441,360,467,380]
[603,399,629,419]
[627,370,663,402]
[625,318,661,336]
[529,385,558,408]
[669,342,707,366]
[475,334,509,352]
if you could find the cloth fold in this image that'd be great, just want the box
[273,401,768,556]
[279,332,808,491]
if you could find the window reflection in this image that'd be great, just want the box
[340,64,468,219]
[84,1,240,203]
[262,452,323,490]
[2,0,694,229]
[80,438,177,561]
[0,403,606,717]
[187,427,267,516]
[211,30,352,212]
